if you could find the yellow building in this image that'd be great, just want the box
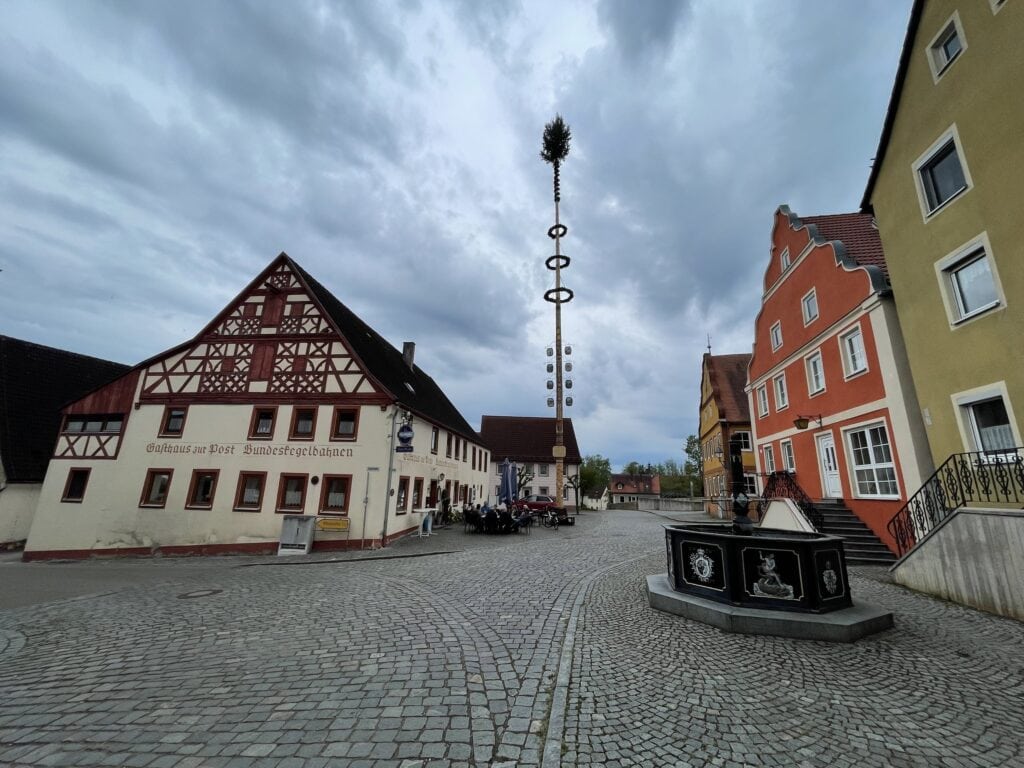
[699,353,756,518]
[862,0,1023,467]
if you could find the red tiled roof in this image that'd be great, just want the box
[705,353,751,422]
[609,473,661,495]
[803,213,889,280]
[479,415,581,464]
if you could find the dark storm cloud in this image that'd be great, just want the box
[597,0,692,64]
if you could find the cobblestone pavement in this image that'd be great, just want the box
[1,510,1023,768]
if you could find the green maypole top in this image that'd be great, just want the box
[541,114,572,202]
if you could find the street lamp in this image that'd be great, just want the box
[793,414,823,430]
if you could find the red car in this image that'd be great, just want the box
[521,494,558,512]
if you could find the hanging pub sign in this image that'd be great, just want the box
[396,423,414,453]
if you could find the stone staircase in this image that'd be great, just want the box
[814,500,896,566]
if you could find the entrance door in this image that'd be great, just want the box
[816,433,842,498]
[428,480,439,508]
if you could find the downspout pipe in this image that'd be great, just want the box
[379,404,400,547]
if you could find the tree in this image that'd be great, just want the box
[623,461,645,476]
[579,454,611,497]
[516,465,535,497]
[564,472,581,510]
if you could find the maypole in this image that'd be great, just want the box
[541,115,573,510]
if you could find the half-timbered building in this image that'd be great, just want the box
[24,253,491,559]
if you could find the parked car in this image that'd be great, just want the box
[521,494,558,511]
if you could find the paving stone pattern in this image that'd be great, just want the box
[1,510,1022,767]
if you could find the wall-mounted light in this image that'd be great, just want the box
[793,414,823,430]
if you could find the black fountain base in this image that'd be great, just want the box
[648,524,893,642]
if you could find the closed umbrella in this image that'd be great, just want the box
[499,459,518,506]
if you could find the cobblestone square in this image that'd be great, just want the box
[2,510,1022,767]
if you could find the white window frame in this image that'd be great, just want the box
[926,11,966,82]
[913,125,972,221]
[770,321,783,351]
[780,247,791,271]
[733,431,752,452]
[763,445,776,473]
[839,325,869,379]
[934,232,1004,327]
[990,0,1007,14]
[773,373,789,411]
[805,350,826,396]
[780,439,796,473]
[801,288,819,326]
[951,381,1022,457]
[757,385,769,417]
[843,421,900,500]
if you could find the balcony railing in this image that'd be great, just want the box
[755,471,822,531]
[887,448,1024,557]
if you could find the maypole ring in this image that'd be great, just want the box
[544,287,574,304]
[547,224,568,239]
[546,254,570,270]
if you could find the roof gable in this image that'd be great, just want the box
[704,353,752,423]
[0,336,129,482]
[479,415,582,464]
[609,473,661,494]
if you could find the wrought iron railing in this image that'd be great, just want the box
[887,448,1024,557]
[755,471,822,531]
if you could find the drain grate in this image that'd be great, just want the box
[176,588,224,600]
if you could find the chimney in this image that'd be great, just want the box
[402,342,415,369]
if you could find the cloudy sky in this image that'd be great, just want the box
[1,0,912,471]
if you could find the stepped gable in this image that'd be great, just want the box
[479,415,581,464]
[707,353,751,422]
[0,336,129,482]
[803,213,889,280]
[289,257,478,443]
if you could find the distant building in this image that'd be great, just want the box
[698,352,755,517]
[746,207,932,552]
[608,473,660,506]
[0,336,128,547]
[25,254,490,559]
[478,415,581,508]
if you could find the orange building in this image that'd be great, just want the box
[747,207,933,553]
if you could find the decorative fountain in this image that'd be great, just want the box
[647,437,894,642]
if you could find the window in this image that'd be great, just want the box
[757,385,769,417]
[806,351,825,395]
[781,440,796,472]
[462,441,467,462]
[160,407,187,437]
[539,463,549,476]
[472,446,477,470]
[397,477,410,513]
[320,475,352,515]
[539,486,549,496]
[61,468,90,502]
[847,425,899,497]
[947,251,1000,323]
[63,414,123,434]
[249,407,277,440]
[523,487,532,498]
[927,13,965,79]
[495,462,502,475]
[234,472,267,512]
[185,470,219,509]
[331,408,359,440]
[733,431,753,452]
[770,322,783,351]
[446,433,452,458]
[139,469,173,508]
[413,478,423,508]
[763,445,776,473]
[288,408,317,440]
[801,289,819,325]
[276,474,308,512]
[773,373,789,410]
[840,327,868,377]
[780,248,791,271]
[966,398,1015,454]
[431,427,439,454]
[743,474,758,496]
[915,128,970,217]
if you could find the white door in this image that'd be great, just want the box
[817,433,842,498]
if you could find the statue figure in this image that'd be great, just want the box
[753,552,794,599]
